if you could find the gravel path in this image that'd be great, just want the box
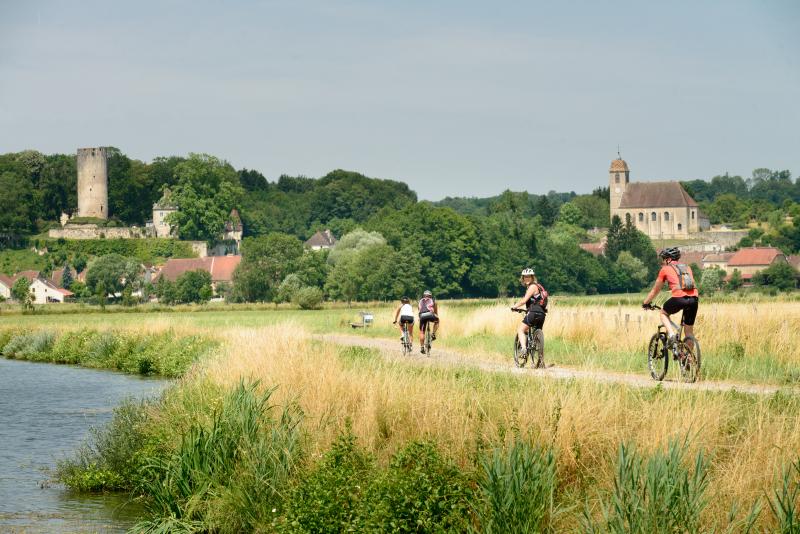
[323,334,791,396]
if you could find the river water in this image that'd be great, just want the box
[0,359,165,533]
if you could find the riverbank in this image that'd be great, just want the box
[56,324,800,532]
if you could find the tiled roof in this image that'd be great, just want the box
[156,256,241,283]
[14,270,40,283]
[789,255,800,269]
[33,277,74,296]
[0,273,13,288]
[50,268,77,289]
[610,158,629,172]
[702,252,735,263]
[305,229,337,248]
[679,252,705,266]
[579,242,605,256]
[619,182,698,209]
[728,247,784,267]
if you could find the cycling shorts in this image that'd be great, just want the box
[399,315,414,324]
[662,296,699,326]
[419,311,439,327]
[522,305,545,329]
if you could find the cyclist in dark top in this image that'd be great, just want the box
[418,290,439,354]
[642,247,699,343]
[511,268,546,353]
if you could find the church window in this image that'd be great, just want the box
[691,211,695,220]
[678,223,683,231]
[625,172,629,183]
[651,212,657,221]
[615,173,620,183]
[638,213,644,222]
[664,212,670,221]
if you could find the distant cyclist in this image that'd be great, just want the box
[511,268,548,354]
[418,290,439,354]
[642,247,699,344]
[393,296,415,345]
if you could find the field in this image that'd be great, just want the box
[3,296,800,532]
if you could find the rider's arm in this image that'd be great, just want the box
[643,279,664,306]
[512,285,537,309]
[393,305,400,322]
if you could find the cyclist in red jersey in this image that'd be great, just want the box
[642,247,699,343]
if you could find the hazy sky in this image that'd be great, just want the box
[1,1,798,200]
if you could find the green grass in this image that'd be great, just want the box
[0,247,47,275]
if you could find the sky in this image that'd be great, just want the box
[1,0,798,200]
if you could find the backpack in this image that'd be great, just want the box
[419,297,435,314]
[670,263,696,291]
[532,283,549,312]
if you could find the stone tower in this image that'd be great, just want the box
[609,156,630,213]
[77,147,108,219]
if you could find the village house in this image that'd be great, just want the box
[609,156,710,240]
[701,252,735,271]
[725,247,788,281]
[154,255,241,293]
[0,273,13,299]
[305,229,337,250]
[29,277,74,304]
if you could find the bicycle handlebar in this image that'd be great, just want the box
[511,307,527,313]
[642,304,662,311]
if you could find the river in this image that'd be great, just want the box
[0,359,165,533]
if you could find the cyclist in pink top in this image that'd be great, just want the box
[642,247,699,343]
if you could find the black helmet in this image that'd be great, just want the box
[659,247,681,261]
[401,296,410,303]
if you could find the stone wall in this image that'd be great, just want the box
[48,224,155,240]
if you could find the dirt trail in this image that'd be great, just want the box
[323,334,791,396]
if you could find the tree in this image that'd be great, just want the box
[572,194,610,228]
[327,229,386,265]
[729,269,744,290]
[276,274,303,303]
[61,264,74,289]
[557,202,585,227]
[535,196,556,227]
[701,267,726,292]
[294,286,323,309]
[85,254,141,295]
[156,276,178,304]
[0,171,36,235]
[614,251,649,291]
[11,278,33,311]
[753,262,798,291]
[231,233,304,302]
[175,270,213,304]
[167,154,244,241]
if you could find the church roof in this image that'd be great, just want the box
[610,158,629,172]
[618,181,698,209]
[305,229,337,248]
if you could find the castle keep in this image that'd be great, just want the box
[76,147,108,219]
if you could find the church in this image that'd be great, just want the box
[608,156,710,239]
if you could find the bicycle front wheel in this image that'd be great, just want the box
[402,329,411,355]
[648,332,668,381]
[513,336,527,368]
[679,335,701,383]
[532,329,545,369]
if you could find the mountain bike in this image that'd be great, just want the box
[423,323,433,356]
[512,308,544,369]
[643,304,701,382]
[394,320,413,355]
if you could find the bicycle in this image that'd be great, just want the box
[643,304,701,383]
[394,321,413,355]
[511,308,544,369]
[422,322,433,357]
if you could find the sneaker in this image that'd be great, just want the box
[431,333,437,341]
[420,348,426,354]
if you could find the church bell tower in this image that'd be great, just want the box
[609,151,630,212]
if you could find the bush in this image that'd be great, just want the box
[293,286,323,310]
[280,426,375,532]
[352,441,471,532]
[276,274,303,303]
[2,330,55,360]
[472,440,559,533]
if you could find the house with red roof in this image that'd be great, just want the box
[701,252,735,271]
[726,247,787,281]
[154,255,241,294]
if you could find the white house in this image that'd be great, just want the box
[0,274,13,300]
[29,278,74,304]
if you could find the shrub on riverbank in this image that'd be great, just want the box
[0,327,215,377]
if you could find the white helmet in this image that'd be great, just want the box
[520,268,535,276]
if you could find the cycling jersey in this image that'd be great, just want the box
[657,264,699,298]
[399,303,413,316]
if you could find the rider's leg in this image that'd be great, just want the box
[432,319,439,336]
[517,323,529,352]
[419,321,426,346]
[660,311,676,338]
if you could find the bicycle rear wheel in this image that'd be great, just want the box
[513,337,527,368]
[679,335,701,383]
[531,329,545,369]
[402,328,411,355]
[425,327,432,357]
[648,332,668,381]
